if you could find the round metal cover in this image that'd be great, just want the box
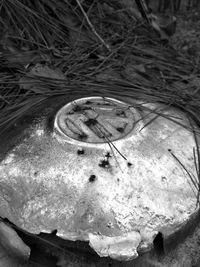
[54,97,141,144]
[0,95,199,262]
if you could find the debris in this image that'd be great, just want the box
[88,231,141,261]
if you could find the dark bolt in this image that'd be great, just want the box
[99,159,109,168]
[89,175,96,182]
[168,149,171,152]
[77,149,85,155]
[127,162,132,167]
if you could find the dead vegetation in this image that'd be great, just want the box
[0,0,200,130]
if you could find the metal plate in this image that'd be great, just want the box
[54,97,141,144]
[0,95,199,262]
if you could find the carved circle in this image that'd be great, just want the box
[54,97,141,144]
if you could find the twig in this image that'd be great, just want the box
[75,0,111,51]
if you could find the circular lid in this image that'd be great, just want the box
[54,97,141,144]
[0,96,199,261]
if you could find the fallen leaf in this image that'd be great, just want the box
[19,64,67,92]
[29,64,66,80]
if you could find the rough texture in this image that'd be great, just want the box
[0,96,199,261]
[89,231,141,260]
